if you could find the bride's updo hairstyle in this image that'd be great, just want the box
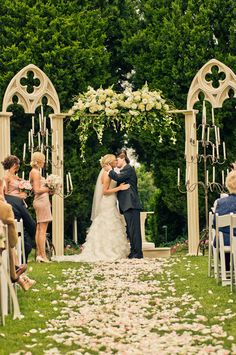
[30,152,45,168]
[100,154,116,168]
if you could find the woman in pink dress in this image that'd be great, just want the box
[2,155,36,262]
[29,152,52,263]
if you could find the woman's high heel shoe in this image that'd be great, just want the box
[18,275,36,291]
[36,255,50,263]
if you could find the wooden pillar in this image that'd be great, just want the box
[184,110,200,255]
[0,113,12,178]
[50,113,66,256]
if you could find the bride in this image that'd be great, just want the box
[54,154,130,262]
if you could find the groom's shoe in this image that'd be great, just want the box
[129,253,143,259]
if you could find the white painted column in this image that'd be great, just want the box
[184,110,200,255]
[0,113,12,178]
[50,113,66,256]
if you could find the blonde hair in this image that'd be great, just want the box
[30,152,45,168]
[100,154,116,168]
[226,170,236,193]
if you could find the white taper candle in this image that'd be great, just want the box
[66,174,69,194]
[222,170,225,186]
[32,115,35,134]
[31,129,34,148]
[28,131,31,149]
[202,100,206,125]
[217,127,221,145]
[223,141,226,160]
[212,106,215,125]
[213,166,215,183]
[23,143,26,161]
[68,172,73,190]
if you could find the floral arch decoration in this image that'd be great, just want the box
[69,84,177,159]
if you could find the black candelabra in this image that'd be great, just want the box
[177,101,228,245]
[21,105,73,198]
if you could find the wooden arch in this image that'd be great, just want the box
[2,64,60,114]
[181,59,236,254]
[0,64,66,256]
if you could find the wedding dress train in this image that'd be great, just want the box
[53,179,130,262]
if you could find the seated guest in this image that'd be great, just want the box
[2,155,36,262]
[213,170,236,270]
[0,179,35,290]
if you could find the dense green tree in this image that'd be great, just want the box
[121,0,236,238]
[2,0,236,244]
[0,0,138,240]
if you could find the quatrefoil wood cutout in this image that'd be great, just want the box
[187,59,236,110]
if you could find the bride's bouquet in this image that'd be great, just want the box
[45,174,62,194]
[18,180,33,195]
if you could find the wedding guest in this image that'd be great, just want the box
[29,152,52,263]
[213,170,236,270]
[230,161,236,171]
[2,155,36,262]
[0,179,35,291]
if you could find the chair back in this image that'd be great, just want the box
[208,211,215,277]
[14,219,25,264]
[215,213,231,282]
[215,213,231,229]
[0,223,9,324]
[0,222,21,324]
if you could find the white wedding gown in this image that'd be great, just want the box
[53,179,130,262]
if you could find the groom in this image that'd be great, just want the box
[105,149,143,259]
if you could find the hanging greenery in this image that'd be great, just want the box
[69,83,177,159]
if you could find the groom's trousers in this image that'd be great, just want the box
[123,209,143,258]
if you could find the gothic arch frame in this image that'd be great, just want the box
[187,58,236,110]
[181,59,236,254]
[2,64,60,114]
[0,64,66,256]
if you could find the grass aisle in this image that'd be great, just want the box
[1,256,236,354]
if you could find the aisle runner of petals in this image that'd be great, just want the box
[15,258,236,354]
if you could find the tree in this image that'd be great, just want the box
[121,0,236,237]
[3,0,236,244]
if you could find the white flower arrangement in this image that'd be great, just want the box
[69,83,170,118]
[45,174,63,194]
[70,83,177,159]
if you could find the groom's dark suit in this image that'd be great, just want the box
[109,164,143,258]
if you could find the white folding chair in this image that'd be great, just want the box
[230,214,236,292]
[0,223,8,325]
[208,211,214,277]
[15,219,26,265]
[0,223,21,324]
[215,213,231,286]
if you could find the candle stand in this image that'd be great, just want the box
[21,106,73,198]
[178,103,227,254]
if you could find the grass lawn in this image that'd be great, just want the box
[0,254,236,354]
